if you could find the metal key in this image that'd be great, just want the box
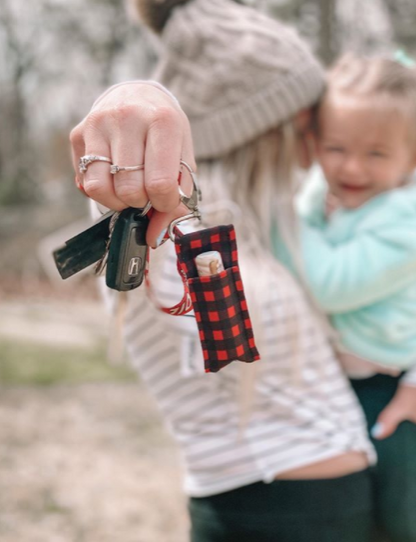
[53,210,114,279]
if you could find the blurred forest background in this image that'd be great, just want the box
[1,1,416,541]
[0,0,415,288]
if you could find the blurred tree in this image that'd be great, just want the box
[266,0,393,64]
[0,0,154,207]
[319,0,336,64]
[0,2,39,204]
[383,0,416,53]
[0,0,413,279]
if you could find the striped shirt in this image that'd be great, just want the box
[105,238,376,498]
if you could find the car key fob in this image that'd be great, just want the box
[106,208,149,291]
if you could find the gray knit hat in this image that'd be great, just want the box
[136,0,325,159]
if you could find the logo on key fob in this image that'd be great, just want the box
[128,257,142,277]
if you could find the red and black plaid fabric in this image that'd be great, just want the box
[174,225,260,373]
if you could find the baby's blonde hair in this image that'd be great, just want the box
[320,53,416,142]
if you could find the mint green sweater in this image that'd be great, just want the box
[273,168,416,370]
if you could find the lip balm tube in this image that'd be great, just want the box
[195,251,225,277]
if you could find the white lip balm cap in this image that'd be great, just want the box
[195,251,225,277]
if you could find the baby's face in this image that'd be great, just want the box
[316,92,416,209]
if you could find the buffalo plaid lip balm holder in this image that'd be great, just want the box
[174,224,260,373]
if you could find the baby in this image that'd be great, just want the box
[295,53,416,381]
[281,53,416,539]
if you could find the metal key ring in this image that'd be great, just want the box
[134,160,200,223]
[178,160,201,212]
[168,160,201,241]
[139,200,153,217]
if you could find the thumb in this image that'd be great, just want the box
[146,203,190,248]
[371,403,404,440]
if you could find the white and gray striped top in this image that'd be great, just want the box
[106,238,376,498]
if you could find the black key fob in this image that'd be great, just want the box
[106,208,149,291]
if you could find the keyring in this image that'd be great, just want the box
[140,200,153,216]
[167,160,201,241]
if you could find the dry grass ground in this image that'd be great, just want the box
[0,291,189,542]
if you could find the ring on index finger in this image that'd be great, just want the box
[79,154,112,174]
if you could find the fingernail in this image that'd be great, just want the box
[155,228,168,248]
[371,422,384,439]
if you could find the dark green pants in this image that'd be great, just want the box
[189,470,373,542]
[351,374,416,542]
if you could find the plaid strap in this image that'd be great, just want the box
[144,227,193,316]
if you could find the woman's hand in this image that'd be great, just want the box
[371,384,416,439]
[70,82,196,247]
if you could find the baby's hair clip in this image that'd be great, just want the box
[394,49,416,68]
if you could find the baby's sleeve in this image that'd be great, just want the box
[299,209,416,314]
[296,164,328,227]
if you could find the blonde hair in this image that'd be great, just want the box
[320,53,416,142]
[196,124,300,341]
[197,122,323,322]
[198,124,299,260]
[196,124,308,428]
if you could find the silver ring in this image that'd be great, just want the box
[110,164,144,174]
[140,200,153,216]
[79,154,112,174]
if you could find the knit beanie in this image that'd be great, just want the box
[135,0,325,160]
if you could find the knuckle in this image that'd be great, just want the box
[146,175,176,197]
[146,176,179,212]
[80,105,137,140]
[69,124,83,146]
[180,108,192,130]
[84,110,108,133]
[83,178,108,200]
[151,106,182,131]
[87,104,144,133]
[114,178,141,200]
[108,103,138,127]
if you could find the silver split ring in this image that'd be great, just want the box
[79,154,112,174]
[140,200,153,216]
[110,164,144,174]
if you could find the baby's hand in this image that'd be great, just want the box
[324,193,341,218]
[371,384,416,439]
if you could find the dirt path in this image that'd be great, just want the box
[0,296,189,541]
[0,297,108,349]
[0,382,188,542]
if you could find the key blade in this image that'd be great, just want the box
[53,211,114,279]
